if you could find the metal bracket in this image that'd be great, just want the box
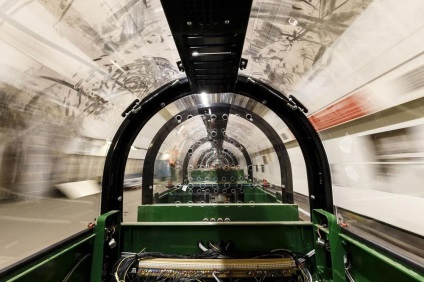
[176,60,185,72]
[239,58,248,70]
[288,94,308,114]
[121,99,141,117]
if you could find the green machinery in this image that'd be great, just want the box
[1,76,423,282]
[0,0,423,278]
[1,204,423,281]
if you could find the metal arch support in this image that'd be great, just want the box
[197,147,239,168]
[177,103,292,201]
[102,75,333,215]
[141,103,288,204]
[141,109,200,204]
[140,106,229,204]
[220,104,293,203]
[182,136,253,183]
[236,76,332,213]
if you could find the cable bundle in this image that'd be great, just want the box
[112,241,314,282]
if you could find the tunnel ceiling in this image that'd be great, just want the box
[0,0,382,145]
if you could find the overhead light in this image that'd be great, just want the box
[192,51,231,57]
[200,92,208,105]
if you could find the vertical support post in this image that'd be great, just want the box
[91,210,121,282]
[312,209,345,282]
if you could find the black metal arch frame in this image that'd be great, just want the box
[141,103,291,204]
[186,103,294,202]
[196,146,238,167]
[182,135,251,183]
[188,137,243,167]
[141,106,239,203]
[102,75,333,216]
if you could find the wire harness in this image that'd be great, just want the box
[112,241,314,282]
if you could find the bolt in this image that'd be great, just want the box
[310,195,315,200]
[187,21,192,26]
[161,102,165,107]
[117,196,122,201]
[225,20,230,24]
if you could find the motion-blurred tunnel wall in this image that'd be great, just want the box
[1,0,424,269]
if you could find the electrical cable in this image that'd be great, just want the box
[212,272,223,282]
[302,267,313,282]
[345,267,356,282]
[198,241,209,252]
[62,254,91,282]
[114,242,313,282]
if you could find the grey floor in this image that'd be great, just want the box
[0,189,142,269]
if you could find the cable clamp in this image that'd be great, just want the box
[287,95,308,114]
[121,99,141,117]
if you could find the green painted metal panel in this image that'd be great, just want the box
[312,209,424,282]
[90,210,121,282]
[340,234,424,282]
[137,204,299,222]
[190,169,245,182]
[312,209,345,282]
[0,233,94,282]
[121,222,315,256]
[156,185,280,204]
[156,188,192,203]
[243,187,280,203]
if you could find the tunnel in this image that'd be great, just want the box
[0,0,424,281]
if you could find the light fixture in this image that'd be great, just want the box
[192,51,231,57]
[200,92,208,105]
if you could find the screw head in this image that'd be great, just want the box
[187,21,192,26]
[225,20,230,24]
[117,196,122,201]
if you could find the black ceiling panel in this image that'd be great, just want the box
[161,0,253,93]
